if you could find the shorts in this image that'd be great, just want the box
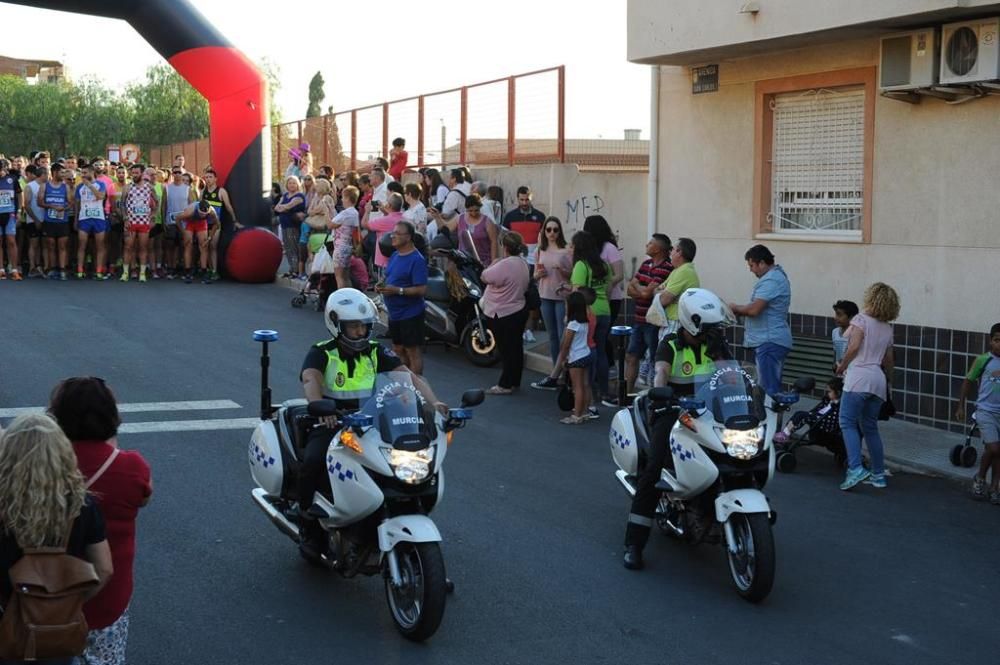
[78,218,109,235]
[976,409,1000,443]
[332,241,353,268]
[164,224,180,241]
[128,224,151,234]
[42,221,69,238]
[388,314,424,348]
[567,354,594,369]
[26,222,42,239]
[627,322,660,358]
[1,213,14,235]
[185,220,208,234]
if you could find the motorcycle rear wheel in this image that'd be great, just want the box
[385,542,447,642]
[463,323,501,367]
[725,513,775,603]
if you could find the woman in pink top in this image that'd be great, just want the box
[534,217,573,371]
[481,232,531,395]
[834,282,900,491]
[445,193,498,266]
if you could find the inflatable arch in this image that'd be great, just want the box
[6,0,272,229]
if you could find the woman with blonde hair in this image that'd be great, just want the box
[306,177,336,261]
[274,175,307,278]
[0,413,113,665]
[834,282,901,491]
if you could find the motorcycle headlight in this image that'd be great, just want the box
[715,426,764,460]
[381,446,435,484]
[463,277,481,298]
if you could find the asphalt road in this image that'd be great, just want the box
[1,279,997,665]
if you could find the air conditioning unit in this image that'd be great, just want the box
[880,29,938,91]
[940,17,1000,85]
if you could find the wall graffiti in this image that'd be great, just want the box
[565,194,605,226]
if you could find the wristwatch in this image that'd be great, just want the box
[399,287,404,296]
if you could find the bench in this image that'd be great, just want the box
[781,335,835,391]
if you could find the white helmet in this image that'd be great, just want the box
[324,288,377,353]
[677,288,735,336]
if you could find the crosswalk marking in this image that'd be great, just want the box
[0,399,241,419]
[120,417,261,434]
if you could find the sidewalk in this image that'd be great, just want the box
[524,339,978,485]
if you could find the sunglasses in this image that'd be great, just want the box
[172,170,182,175]
[545,227,559,233]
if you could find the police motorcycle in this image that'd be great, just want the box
[381,229,499,368]
[247,328,485,641]
[608,296,810,603]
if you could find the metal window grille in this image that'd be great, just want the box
[769,87,864,236]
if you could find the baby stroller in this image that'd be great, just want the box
[774,392,848,473]
[291,234,337,311]
[948,412,980,468]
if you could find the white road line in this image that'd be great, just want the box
[0,399,241,419]
[119,418,261,434]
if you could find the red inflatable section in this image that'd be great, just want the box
[226,229,282,283]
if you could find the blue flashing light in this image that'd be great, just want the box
[611,325,633,337]
[253,329,279,343]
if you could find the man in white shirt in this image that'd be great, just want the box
[369,168,388,222]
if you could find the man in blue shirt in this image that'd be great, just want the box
[376,220,428,374]
[729,244,793,396]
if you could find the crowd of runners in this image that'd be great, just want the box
[0,151,240,284]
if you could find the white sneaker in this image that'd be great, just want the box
[523,330,536,343]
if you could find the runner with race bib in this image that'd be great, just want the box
[38,164,73,280]
[74,165,109,280]
[121,164,158,283]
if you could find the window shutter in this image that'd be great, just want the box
[770,87,865,235]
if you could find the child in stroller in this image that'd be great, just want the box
[290,234,338,311]
[773,377,848,469]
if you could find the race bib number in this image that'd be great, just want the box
[133,204,151,216]
[49,208,65,220]
[0,191,13,213]
[81,203,104,220]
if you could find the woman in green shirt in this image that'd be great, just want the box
[570,231,611,410]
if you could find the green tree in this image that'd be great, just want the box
[126,64,209,146]
[306,71,325,118]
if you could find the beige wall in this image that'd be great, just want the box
[628,0,1000,64]
[473,165,650,274]
[654,38,1000,332]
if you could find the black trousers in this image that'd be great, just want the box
[488,308,528,389]
[298,424,337,509]
[605,298,623,370]
[625,411,678,549]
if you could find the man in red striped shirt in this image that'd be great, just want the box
[623,234,673,396]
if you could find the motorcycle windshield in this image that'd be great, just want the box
[358,371,437,450]
[693,361,767,428]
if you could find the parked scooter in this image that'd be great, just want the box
[247,329,485,641]
[609,328,812,602]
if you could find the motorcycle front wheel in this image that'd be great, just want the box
[462,322,500,367]
[725,513,775,603]
[385,542,447,642]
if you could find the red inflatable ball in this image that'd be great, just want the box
[226,228,283,283]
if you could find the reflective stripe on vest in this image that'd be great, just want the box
[668,340,715,385]
[321,343,378,399]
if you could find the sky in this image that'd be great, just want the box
[1,0,651,146]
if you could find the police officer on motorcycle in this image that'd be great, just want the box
[297,287,448,560]
[623,288,733,570]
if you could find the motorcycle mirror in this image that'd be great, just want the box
[460,389,485,408]
[773,391,800,406]
[307,399,338,418]
[430,232,455,251]
[649,386,674,402]
[793,376,816,393]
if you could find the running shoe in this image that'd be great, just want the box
[586,406,600,420]
[864,473,887,489]
[183,273,193,284]
[202,274,212,284]
[76,272,85,279]
[59,271,68,281]
[95,272,109,281]
[990,490,1000,506]
[138,272,147,283]
[560,415,587,425]
[972,476,988,500]
[210,270,221,281]
[839,466,871,491]
[152,269,162,280]
[523,329,536,343]
[10,270,22,281]
[0,268,6,280]
[120,271,130,282]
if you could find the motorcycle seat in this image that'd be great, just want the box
[425,268,452,303]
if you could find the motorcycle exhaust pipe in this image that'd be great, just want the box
[251,488,299,541]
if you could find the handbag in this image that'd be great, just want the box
[645,289,669,328]
[557,381,575,412]
[878,394,896,421]
[523,259,541,310]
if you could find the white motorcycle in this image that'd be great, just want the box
[609,356,812,603]
[247,330,484,641]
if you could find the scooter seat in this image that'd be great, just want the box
[425,268,451,303]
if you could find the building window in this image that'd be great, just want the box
[754,68,875,242]
[770,88,864,236]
